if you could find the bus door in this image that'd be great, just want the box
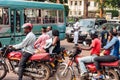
[10,9,23,44]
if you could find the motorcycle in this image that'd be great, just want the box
[0,46,66,80]
[56,47,120,80]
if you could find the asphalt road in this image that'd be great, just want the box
[2,39,90,80]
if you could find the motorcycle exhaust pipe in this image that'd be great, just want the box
[24,72,43,78]
[15,67,38,73]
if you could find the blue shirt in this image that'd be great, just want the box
[104,36,119,57]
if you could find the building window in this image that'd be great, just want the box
[75,1,77,5]
[69,11,72,15]
[71,1,73,5]
[88,2,90,6]
[79,11,81,15]
[74,11,76,15]
[94,2,97,7]
[80,1,82,5]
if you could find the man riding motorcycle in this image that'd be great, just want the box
[94,30,119,79]
[12,23,36,80]
[77,30,101,77]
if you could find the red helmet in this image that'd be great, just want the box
[22,23,33,30]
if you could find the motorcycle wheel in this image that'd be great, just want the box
[105,69,119,80]
[32,63,50,80]
[56,63,73,80]
[0,62,7,80]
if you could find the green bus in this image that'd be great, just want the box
[0,0,66,47]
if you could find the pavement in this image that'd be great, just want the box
[2,39,90,80]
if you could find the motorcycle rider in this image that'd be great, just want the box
[94,30,119,79]
[12,23,36,80]
[47,26,52,38]
[77,30,101,77]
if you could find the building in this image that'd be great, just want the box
[68,0,98,17]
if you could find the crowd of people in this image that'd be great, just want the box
[10,22,120,80]
[12,23,60,80]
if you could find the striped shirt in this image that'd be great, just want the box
[13,32,36,54]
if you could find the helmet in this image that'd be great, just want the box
[90,30,98,39]
[22,23,33,30]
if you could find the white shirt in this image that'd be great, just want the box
[13,32,36,54]
[73,21,80,30]
[47,30,52,38]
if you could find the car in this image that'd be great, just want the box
[66,18,107,44]
[97,23,120,35]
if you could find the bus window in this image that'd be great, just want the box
[58,10,64,23]
[24,9,41,24]
[42,9,57,24]
[0,7,9,25]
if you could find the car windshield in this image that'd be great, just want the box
[79,19,95,28]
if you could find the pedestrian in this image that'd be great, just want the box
[47,26,52,38]
[101,26,109,47]
[73,18,80,46]
[12,23,36,80]
[77,30,101,78]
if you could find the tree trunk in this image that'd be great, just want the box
[83,0,88,18]
[99,0,104,18]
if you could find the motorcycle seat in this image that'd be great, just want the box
[100,60,120,67]
[30,53,50,60]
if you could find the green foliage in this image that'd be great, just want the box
[105,10,119,17]
[64,5,69,17]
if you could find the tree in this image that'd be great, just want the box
[83,0,88,18]
[96,0,106,18]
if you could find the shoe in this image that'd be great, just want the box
[92,75,104,80]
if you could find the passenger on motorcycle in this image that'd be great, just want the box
[94,30,119,79]
[12,23,36,80]
[42,30,60,54]
[77,30,101,77]
[34,27,50,53]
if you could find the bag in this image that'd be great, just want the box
[44,38,55,54]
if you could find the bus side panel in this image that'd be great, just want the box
[0,37,11,46]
